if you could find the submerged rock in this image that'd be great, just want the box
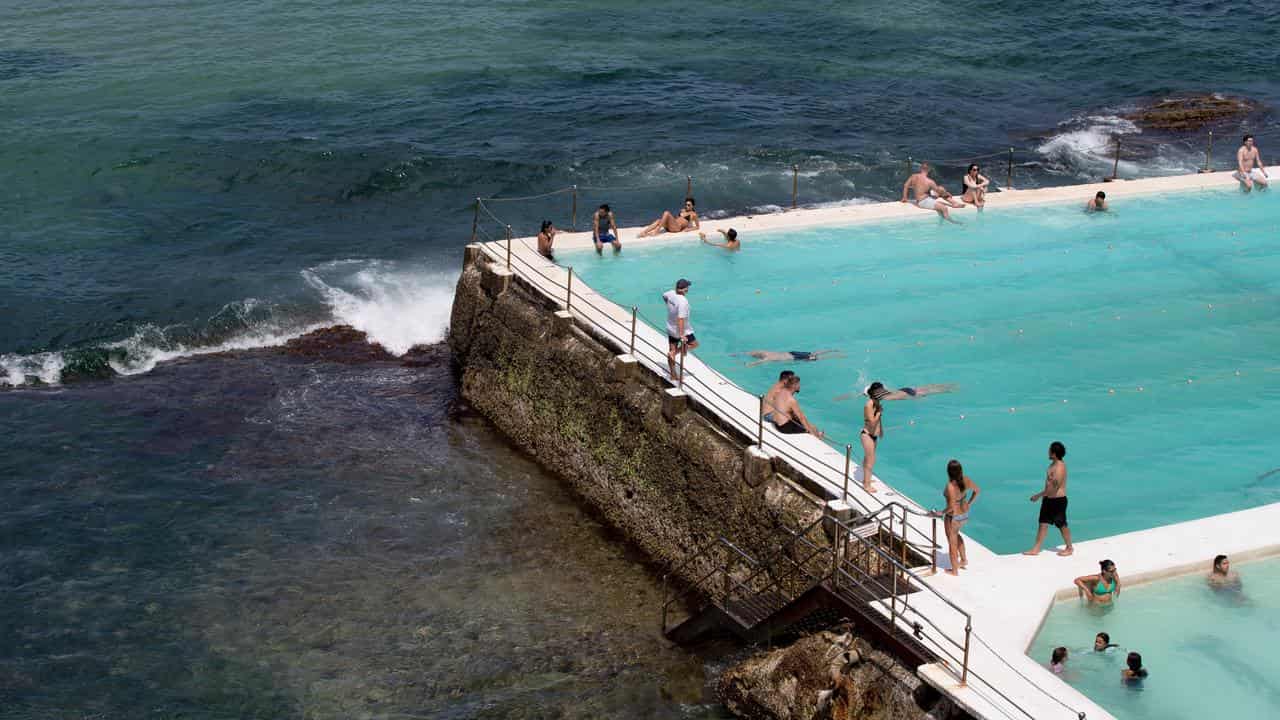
[718,629,966,720]
[281,325,443,366]
[1125,95,1259,132]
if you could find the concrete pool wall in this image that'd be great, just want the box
[451,168,1280,720]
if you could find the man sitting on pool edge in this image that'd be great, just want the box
[761,374,824,438]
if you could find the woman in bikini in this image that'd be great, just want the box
[860,382,886,493]
[639,197,700,237]
[935,459,980,575]
[962,163,989,209]
[1075,559,1121,605]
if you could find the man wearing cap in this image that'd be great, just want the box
[663,278,698,381]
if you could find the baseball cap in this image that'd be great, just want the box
[676,278,692,289]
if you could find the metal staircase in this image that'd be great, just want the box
[661,504,972,681]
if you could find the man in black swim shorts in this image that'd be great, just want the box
[1025,441,1074,556]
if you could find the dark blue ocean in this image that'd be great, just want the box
[2,2,1278,717]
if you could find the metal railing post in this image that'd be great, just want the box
[629,306,637,355]
[722,554,733,600]
[570,184,578,230]
[906,155,913,175]
[842,444,852,500]
[900,505,909,567]
[678,345,685,389]
[757,395,765,447]
[930,516,938,575]
[890,554,899,635]
[1204,130,1214,173]
[1006,148,1013,190]
[686,175,692,197]
[1109,136,1121,181]
[471,199,480,242]
[566,266,573,311]
[791,164,799,209]
[961,621,972,686]
[505,225,513,268]
[829,519,842,588]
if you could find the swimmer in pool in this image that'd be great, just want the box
[1094,632,1118,652]
[1074,559,1121,605]
[1208,554,1243,591]
[733,349,844,367]
[833,383,956,402]
[1121,652,1148,684]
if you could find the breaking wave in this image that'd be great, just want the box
[1,260,457,388]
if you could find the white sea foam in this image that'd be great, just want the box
[1,260,458,387]
[104,319,327,376]
[1037,114,1142,178]
[0,351,66,387]
[301,260,457,356]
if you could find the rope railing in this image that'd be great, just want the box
[470,129,1224,242]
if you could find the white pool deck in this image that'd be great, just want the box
[475,168,1280,720]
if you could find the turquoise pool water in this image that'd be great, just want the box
[1028,557,1280,720]
[569,188,1280,552]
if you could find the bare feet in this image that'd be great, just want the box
[945,569,959,576]
[1057,548,1074,557]
[864,483,877,494]
[1022,548,1042,556]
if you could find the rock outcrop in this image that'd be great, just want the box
[718,630,966,720]
[1125,95,1259,132]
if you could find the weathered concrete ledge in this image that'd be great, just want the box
[448,247,827,589]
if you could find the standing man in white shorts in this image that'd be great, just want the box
[1235,134,1269,192]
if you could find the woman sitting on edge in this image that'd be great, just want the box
[1121,652,1148,684]
[1075,559,1121,605]
[962,164,989,209]
[934,459,980,575]
[640,197,699,237]
[536,220,557,260]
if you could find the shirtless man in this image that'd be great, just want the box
[734,349,843,367]
[761,375,824,437]
[1024,441,1074,556]
[1087,191,1107,212]
[699,228,740,250]
[1235,135,1269,192]
[901,161,962,223]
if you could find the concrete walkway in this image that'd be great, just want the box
[475,168,1280,720]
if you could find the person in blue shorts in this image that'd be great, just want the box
[593,203,620,254]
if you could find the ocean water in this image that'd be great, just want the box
[1028,557,1280,720]
[3,0,1280,716]
[570,188,1280,553]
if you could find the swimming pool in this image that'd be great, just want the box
[1027,556,1280,720]
[568,188,1280,553]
